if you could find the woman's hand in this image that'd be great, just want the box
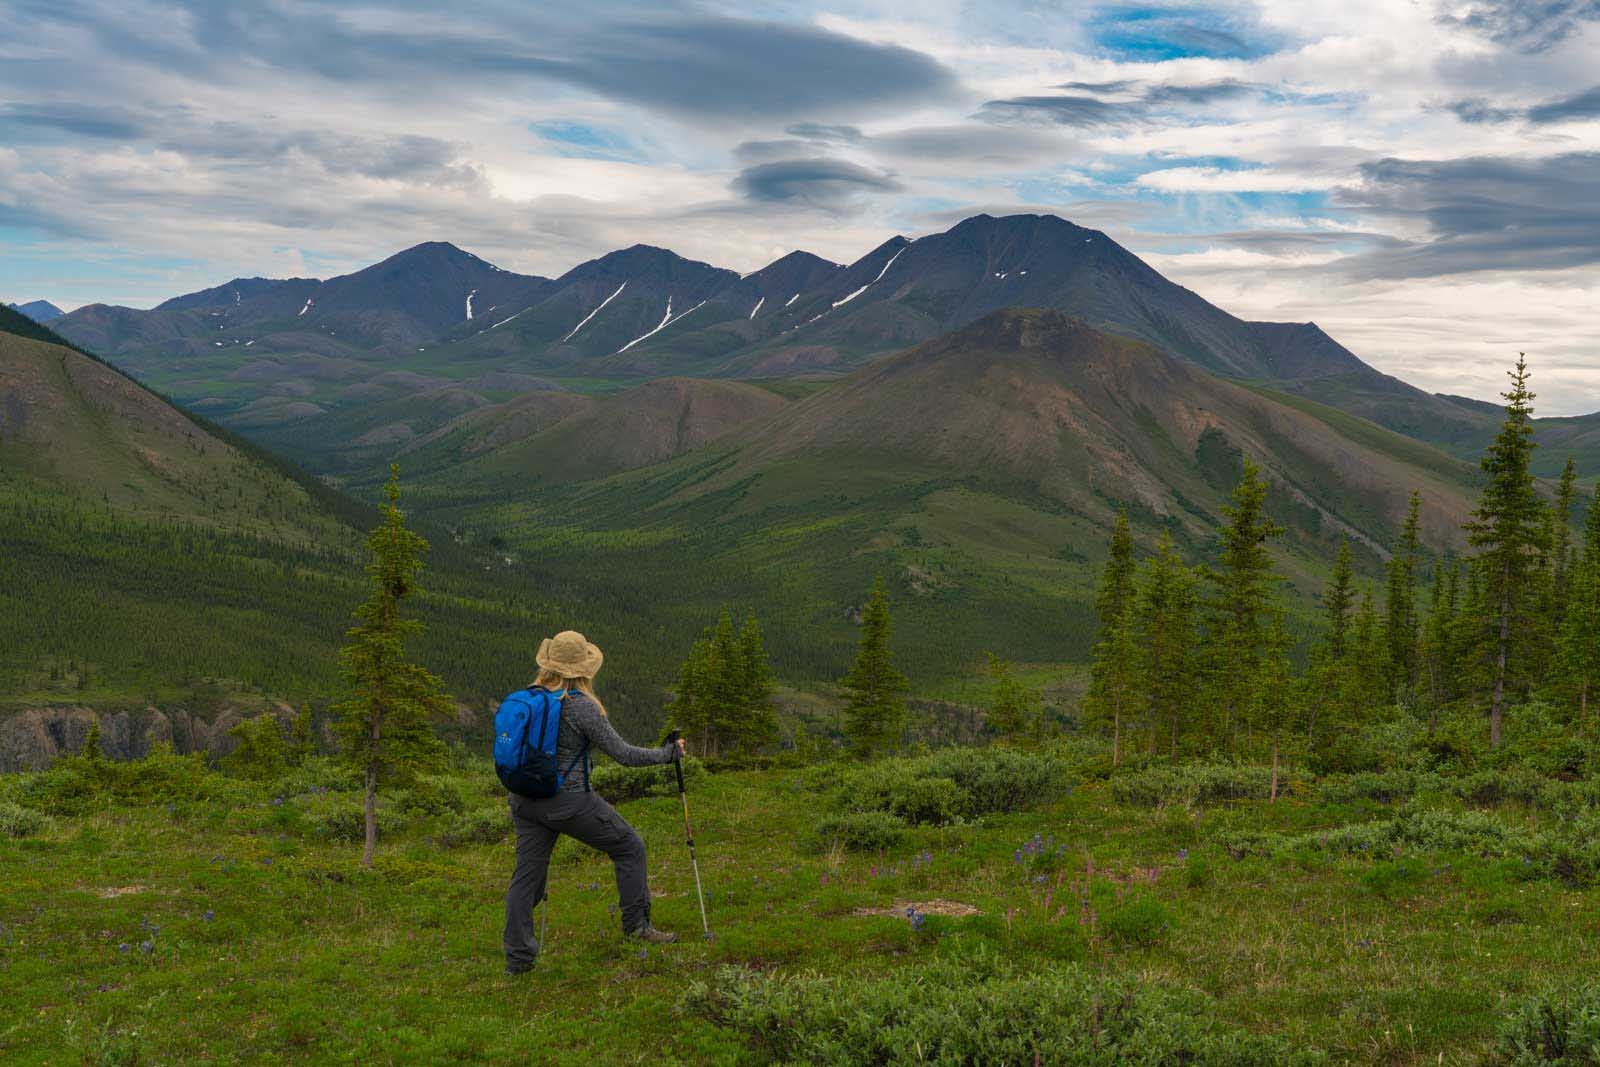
[674,737,687,757]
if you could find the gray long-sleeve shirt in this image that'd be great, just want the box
[553,690,676,792]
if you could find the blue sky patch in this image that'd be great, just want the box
[1087,4,1280,61]
[529,120,640,162]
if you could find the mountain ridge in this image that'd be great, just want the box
[47,216,1596,479]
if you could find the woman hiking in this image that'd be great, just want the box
[503,630,686,975]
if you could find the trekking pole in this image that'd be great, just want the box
[669,734,712,941]
[538,892,549,959]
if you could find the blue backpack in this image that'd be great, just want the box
[493,686,587,797]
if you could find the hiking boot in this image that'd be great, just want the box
[626,925,677,945]
[505,959,536,976]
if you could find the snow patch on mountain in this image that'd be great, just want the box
[832,247,904,309]
[562,281,627,343]
[616,298,709,354]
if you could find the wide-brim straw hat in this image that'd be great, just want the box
[536,630,604,679]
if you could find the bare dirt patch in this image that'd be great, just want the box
[853,899,981,919]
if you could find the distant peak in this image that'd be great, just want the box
[382,240,471,262]
[950,211,1084,231]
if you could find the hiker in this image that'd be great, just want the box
[502,630,686,975]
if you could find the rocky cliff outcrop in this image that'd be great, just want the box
[0,705,294,772]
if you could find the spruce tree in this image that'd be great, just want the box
[841,576,909,757]
[1306,539,1355,754]
[735,610,778,750]
[671,637,717,757]
[1325,538,1355,660]
[1086,511,1138,764]
[986,652,1042,741]
[1259,615,1296,801]
[1133,533,1199,759]
[1206,458,1284,749]
[1556,483,1600,730]
[332,466,450,868]
[1419,560,1459,729]
[1546,457,1579,639]
[291,702,315,763]
[705,609,742,756]
[1350,588,1387,710]
[1383,491,1422,697]
[1465,356,1547,748]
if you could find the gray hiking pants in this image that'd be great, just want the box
[503,790,652,967]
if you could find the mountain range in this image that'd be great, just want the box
[0,235,1569,711]
[7,300,64,324]
[50,213,1589,481]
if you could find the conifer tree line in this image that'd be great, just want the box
[669,608,779,757]
[1086,355,1600,774]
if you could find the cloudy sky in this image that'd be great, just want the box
[2,1,1599,412]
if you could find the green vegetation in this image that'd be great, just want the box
[7,730,1600,1062]
[1084,357,1596,783]
[840,576,910,756]
[333,467,451,866]
[12,296,1600,1062]
[670,609,778,757]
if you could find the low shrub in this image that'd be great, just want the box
[812,811,906,853]
[223,714,290,780]
[849,767,965,825]
[1454,767,1553,808]
[1360,858,1430,899]
[0,801,52,838]
[15,745,245,815]
[266,757,358,798]
[437,807,509,848]
[395,774,472,817]
[295,792,406,843]
[1110,763,1278,808]
[1221,807,1600,886]
[835,746,1073,825]
[681,955,1321,1065]
[590,757,706,803]
[1494,982,1600,1065]
[922,746,1072,816]
[1317,771,1432,806]
[1103,893,1174,947]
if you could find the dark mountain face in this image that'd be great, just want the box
[444,245,741,364]
[155,277,295,312]
[58,242,549,356]
[50,217,1402,392]
[308,242,549,339]
[693,214,1366,381]
[8,300,65,323]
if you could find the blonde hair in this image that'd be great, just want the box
[535,669,607,717]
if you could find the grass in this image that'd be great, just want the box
[4,746,1598,1064]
